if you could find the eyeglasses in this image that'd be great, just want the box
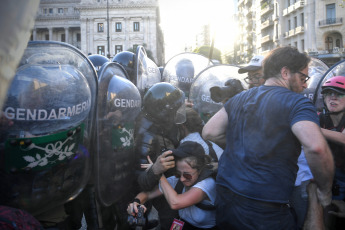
[323,91,345,98]
[175,170,198,180]
[296,71,310,83]
[244,73,263,84]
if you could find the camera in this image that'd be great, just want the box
[127,205,146,227]
[210,79,244,103]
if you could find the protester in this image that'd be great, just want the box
[319,76,345,201]
[135,82,186,230]
[128,141,217,230]
[139,107,222,229]
[238,55,265,88]
[202,46,334,229]
[179,107,223,161]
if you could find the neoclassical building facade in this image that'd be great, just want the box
[32,0,165,65]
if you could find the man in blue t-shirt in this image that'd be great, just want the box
[202,46,334,229]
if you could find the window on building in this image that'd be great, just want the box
[288,20,291,30]
[49,8,53,14]
[97,46,105,56]
[58,8,64,14]
[98,23,104,32]
[336,39,341,48]
[115,45,123,54]
[61,34,65,42]
[77,33,81,42]
[44,8,48,14]
[301,13,304,26]
[294,16,297,28]
[133,22,140,31]
[116,22,122,32]
[301,39,305,52]
[325,37,333,51]
[294,41,298,48]
[133,44,138,51]
[45,34,49,40]
[326,4,336,24]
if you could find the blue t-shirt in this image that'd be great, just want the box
[217,85,319,203]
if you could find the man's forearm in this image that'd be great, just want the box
[305,145,334,203]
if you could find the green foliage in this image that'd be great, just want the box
[193,45,222,63]
[127,43,156,63]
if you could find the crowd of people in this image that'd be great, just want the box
[127,46,345,230]
[2,43,345,230]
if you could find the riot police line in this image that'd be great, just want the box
[1,40,344,229]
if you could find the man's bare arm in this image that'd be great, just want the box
[292,120,334,207]
[202,107,228,147]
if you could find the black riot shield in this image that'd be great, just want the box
[162,53,213,98]
[0,41,97,215]
[314,59,345,111]
[189,65,246,123]
[96,62,141,206]
[301,57,329,102]
[135,46,161,97]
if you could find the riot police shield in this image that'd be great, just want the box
[162,53,213,98]
[0,41,97,215]
[97,62,141,206]
[189,65,246,123]
[301,57,329,102]
[314,59,345,111]
[135,46,161,96]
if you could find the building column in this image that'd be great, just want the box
[33,28,37,40]
[124,17,129,49]
[65,27,69,44]
[48,27,53,41]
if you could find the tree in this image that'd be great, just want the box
[127,43,156,64]
[193,45,222,64]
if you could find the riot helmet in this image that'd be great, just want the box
[143,82,186,125]
[112,51,135,83]
[88,54,109,76]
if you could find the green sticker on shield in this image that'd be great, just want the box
[5,124,84,172]
[111,122,134,150]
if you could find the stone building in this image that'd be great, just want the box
[235,0,345,66]
[32,0,164,65]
